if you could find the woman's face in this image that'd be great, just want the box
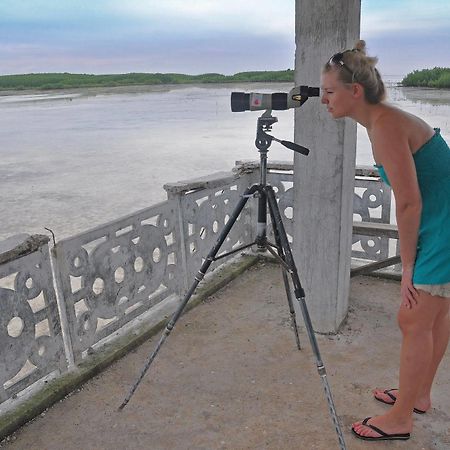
[320,69,354,119]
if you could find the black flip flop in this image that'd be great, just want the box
[352,417,411,441]
[374,388,427,414]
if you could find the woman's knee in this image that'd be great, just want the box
[398,319,433,337]
[397,305,434,334]
[397,294,447,333]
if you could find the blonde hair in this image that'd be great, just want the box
[324,40,386,104]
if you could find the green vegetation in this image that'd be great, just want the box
[402,67,450,88]
[0,70,295,91]
[3,68,450,91]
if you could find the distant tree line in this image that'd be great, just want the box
[0,70,295,91]
[401,67,450,88]
[1,68,448,91]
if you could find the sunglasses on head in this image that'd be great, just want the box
[328,51,356,80]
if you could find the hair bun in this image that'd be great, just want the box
[354,40,367,54]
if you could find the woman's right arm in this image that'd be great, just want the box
[371,119,422,308]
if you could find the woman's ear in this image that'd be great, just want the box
[352,83,364,99]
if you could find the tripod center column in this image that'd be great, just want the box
[293,0,361,332]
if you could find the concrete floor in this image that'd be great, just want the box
[1,261,449,450]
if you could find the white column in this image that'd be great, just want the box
[293,0,361,332]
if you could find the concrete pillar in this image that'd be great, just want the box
[293,0,361,332]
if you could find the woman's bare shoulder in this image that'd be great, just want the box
[370,106,407,143]
[371,104,433,152]
[375,104,408,127]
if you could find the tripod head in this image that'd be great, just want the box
[252,110,309,188]
[230,87,313,156]
[256,110,309,156]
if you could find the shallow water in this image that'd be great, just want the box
[0,82,449,241]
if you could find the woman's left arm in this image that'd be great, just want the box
[371,120,422,308]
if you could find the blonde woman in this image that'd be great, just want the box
[321,40,450,442]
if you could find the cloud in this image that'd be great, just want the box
[0,0,448,76]
[361,0,450,35]
[0,30,294,75]
[368,30,450,76]
[110,0,295,35]
[0,0,296,75]
[0,0,295,37]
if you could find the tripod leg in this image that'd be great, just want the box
[266,206,302,350]
[266,186,347,450]
[118,185,258,410]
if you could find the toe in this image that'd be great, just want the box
[353,420,381,438]
[374,388,397,402]
[352,422,368,435]
[361,425,378,437]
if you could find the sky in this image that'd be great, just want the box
[0,0,449,78]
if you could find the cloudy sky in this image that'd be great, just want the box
[0,0,449,78]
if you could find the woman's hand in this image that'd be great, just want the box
[401,266,419,309]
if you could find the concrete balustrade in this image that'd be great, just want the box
[0,161,397,437]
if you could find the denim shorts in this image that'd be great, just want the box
[414,282,450,298]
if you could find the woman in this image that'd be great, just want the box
[321,40,450,442]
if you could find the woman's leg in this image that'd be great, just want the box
[373,294,449,412]
[353,291,449,438]
[416,295,450,405]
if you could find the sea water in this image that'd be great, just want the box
[0,82,449,241]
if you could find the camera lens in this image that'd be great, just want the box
[231,92,250,112]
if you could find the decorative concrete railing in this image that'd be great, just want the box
[353,166,397,259]
[0,161,396,413]
[0,235,66,405]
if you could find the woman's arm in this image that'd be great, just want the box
[371,119,422,307]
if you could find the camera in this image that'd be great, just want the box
[231,85,319,112]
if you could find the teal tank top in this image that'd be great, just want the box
[374,128,450,284]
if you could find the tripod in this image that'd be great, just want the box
[119,111,347,450]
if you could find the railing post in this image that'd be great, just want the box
[50,244,75,369]
[166,190,190,294]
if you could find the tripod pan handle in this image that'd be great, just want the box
[280,140,310,156]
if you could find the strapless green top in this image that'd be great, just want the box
[374,128,450,284]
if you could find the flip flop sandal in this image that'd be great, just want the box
[374,388,427,414]
[352,417,411,441]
